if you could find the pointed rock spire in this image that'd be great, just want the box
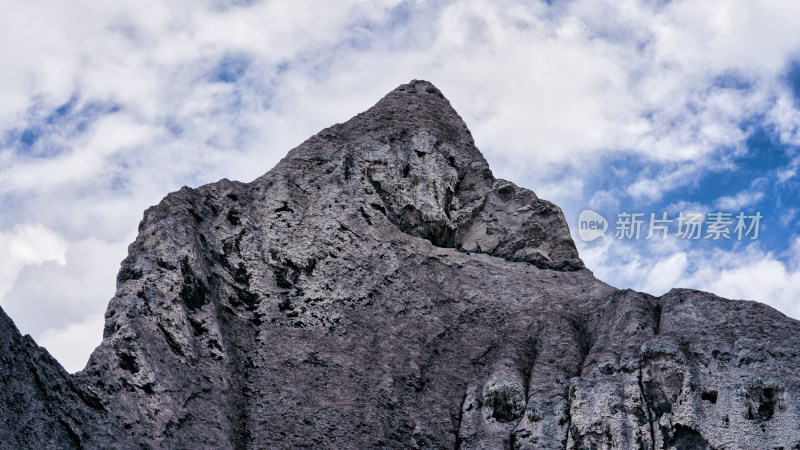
[277,80,582,269]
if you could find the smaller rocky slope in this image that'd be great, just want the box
[455,287,800,449]
[0,308,103,448]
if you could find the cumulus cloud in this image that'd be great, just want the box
[1,237,127,373]
[39,314,106,373]
[2,237,126,337]
[0,224,68,298]
[3,0,800,370]
[580,235,800,320]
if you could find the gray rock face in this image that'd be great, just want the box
[1,80,799,449]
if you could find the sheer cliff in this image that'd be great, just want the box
[1,80,799,449]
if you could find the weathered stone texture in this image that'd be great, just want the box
[1,80,798,449]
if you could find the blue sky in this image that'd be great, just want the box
[1,0,800,372]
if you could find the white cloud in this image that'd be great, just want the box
[714,177,769,210]
[531,176,586,204]
[0,224,68,298]
[777,155,800,182]
[1,237,126,345]
[781,208,799,227]
[664,200,710,216]
[715,190,766,210]
[694,256,800,318]
[588,190,621,212]
[580,236,800,320]
[625,163,707,202]
[0,112,158,194]
[39,314,105,374]
[643,252,690,294]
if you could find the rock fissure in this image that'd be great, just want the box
[639,364,657,450]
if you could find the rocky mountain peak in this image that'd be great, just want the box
[1,81,799,449]
[275,79,582,270]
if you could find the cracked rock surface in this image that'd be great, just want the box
[1,80,799,449]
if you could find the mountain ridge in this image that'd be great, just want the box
[1,80,799,449]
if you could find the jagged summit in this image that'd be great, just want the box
[274,79,582,270]
[1,81,799,449]
[286,79,482,165]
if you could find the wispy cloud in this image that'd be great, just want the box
[714,177,768,210]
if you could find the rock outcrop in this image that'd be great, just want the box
[1,80,799,449]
